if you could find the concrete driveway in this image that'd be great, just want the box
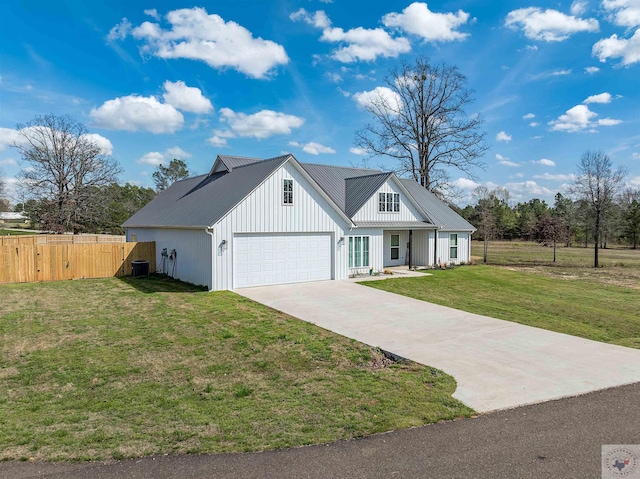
[237,280,640,412]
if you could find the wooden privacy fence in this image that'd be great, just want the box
[0,234,125,246]
[0,241,155,284]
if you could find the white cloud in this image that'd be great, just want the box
[533,172,576,181]
[90,95,184,133]
[584,66,600,73]
[0,158,18,167]
[552,69,572,76]
[137,152,166,166]
[162,80,213,114]
[143,8,160,20]
[503,180,555,197]
[0,128,27,151]
[290,8,411,63]
[505,7,599,42]
[321,26,411,63]
[496,131,512,142]
[382,2,470,42]
[289,141,336,155]
[349,147,369,155]
[570,1,588,16]
[534,158,556,166]
[206,135,229,147]
[289,8,331,29]
[496,154,519,167]
[548,104,622,132]
[530,122,540,127]
[523,113,535,119]
[631,152,640,160]
[107,18,132,41]
[602,0,640,27]
[325,72,343,83]
[598,118,623,126]
[218,108,305,139]
[115,7,288,78]
[81,133,113,155]
[593,29,640,65]
[165,146,191,158]
[353,86,402,111]
[583,92,612,104]
[630,176,640,187]
[452,177,481,190]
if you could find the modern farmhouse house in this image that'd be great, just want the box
[123,154,475,290]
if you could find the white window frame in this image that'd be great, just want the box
[283,178,293,205]
[390,233,400,260]
[348,236,370,268]
[450,233,458,260]
[378,192,400,213]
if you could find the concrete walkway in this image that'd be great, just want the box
[237,280,640,412]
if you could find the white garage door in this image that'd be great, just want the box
[233,233,332,288]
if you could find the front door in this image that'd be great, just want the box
[385,231,407,266]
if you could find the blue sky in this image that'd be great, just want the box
[1,0,639,206]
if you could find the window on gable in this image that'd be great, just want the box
[450,234,458,259]
[378,192,400,213]
[348,236,370,268]
[283,179,293,205]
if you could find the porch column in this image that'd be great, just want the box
[408,229,412,269]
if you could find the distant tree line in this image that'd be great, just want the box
[5,114,190,234]
[459,151,638,267]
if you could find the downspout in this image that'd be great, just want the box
[205,226,215,291]
[433,228,438,266]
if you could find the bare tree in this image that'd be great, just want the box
[0,168,10,211]
[355,57,487,195]
[473,186,496,263]
[0,168,6,209]
[12,114,122,232]
[538,212,566,263]
[570,151,626,268]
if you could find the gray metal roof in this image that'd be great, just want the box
[345,172,392,217]
[300,163,379,211]
[399,179,476,231]
[123,154,475,232]
[123,156,288,228]
[353,221,434,229]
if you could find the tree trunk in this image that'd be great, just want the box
[483,238,488,263]
[553,239,556,263]
[594,210,600,268]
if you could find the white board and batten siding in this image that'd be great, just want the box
[352,179,424,222]
[411,229,434,266]
[213,161,351,290]
[346,227,384,274]
[126,227,212,289]
[435,231,471,265]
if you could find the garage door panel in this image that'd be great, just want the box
[234,234,332,288]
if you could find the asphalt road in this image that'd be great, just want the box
[3,382,639,479]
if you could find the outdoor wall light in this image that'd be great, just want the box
[338,236,345,245]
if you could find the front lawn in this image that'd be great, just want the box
[0,276,472,461]
[363,266,640,349]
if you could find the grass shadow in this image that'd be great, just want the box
[117,273,208,294]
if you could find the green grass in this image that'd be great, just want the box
[473,240,640,269]
[0,275,472,461]
[0,229,37,236]
[364,266,640,349]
